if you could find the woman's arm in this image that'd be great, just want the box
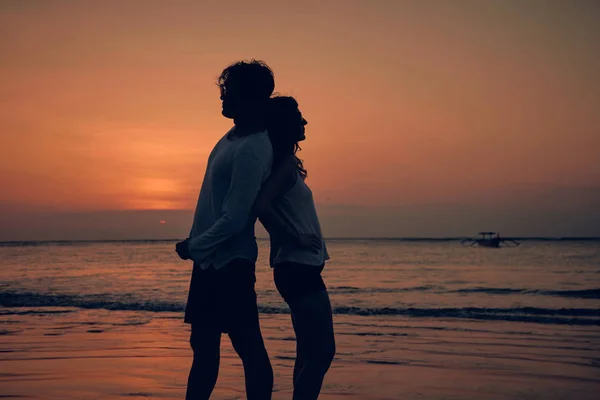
[255,156,320,250]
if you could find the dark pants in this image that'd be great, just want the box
[185,259,260,331]
[185,259,273,399]
[274,264,336,400]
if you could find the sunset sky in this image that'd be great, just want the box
[1,0,599,240]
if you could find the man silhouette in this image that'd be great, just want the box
[176,60,274,400]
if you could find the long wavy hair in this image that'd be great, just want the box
[266,96,307,180]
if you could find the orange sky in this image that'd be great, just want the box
[1,0,599,239]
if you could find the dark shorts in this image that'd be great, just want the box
[184,258,258,333]
[273,262,326,304]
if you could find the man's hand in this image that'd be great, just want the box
[297,233,321,253]
[176,238,191,260]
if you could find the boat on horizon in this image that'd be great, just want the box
[461,232,520,248]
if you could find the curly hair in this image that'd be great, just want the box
[216,59,275,100]
[266,96,307,180]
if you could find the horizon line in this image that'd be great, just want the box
[1,236,600,246]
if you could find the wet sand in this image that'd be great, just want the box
[2,309,599,399]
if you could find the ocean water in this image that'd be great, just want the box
[1,239,599,326]
[2,239,599,400]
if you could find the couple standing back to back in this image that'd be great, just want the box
[175,59,335,400]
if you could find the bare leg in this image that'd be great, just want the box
[229,323,274,400]
[289,290,336,400]
[186,325,222,400]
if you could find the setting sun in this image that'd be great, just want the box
[0,0,598,240]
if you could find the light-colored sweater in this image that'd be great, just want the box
[269,172,329,267]
[188,128,272,270]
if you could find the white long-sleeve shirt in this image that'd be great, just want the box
[188,128,272,269]
[269,172,329,267]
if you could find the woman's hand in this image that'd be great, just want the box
[176,238,191,260]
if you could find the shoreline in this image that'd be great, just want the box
[2,308,599,399]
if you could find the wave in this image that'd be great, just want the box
[328,285,436,294]
[327,286,600,299]
[451,288,600,299]
[0,291,184,312]
[1,291,598,326]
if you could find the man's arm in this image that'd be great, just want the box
[255,155,321,251]
[187,140,271,264]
